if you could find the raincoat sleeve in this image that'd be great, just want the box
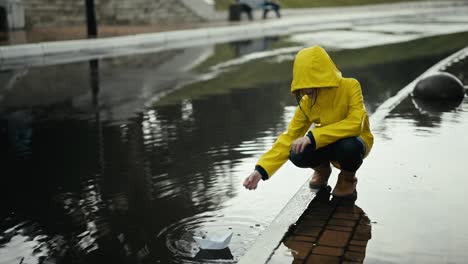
[311,81,367,149]
[256,104,313,179]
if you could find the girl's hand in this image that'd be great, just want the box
[243,170,262,190]
[291,136,311,154]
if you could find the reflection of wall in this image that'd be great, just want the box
[0,64,89,110]
[0,46,214,118]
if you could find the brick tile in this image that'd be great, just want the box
[288,235,317,243]
[326,225,354,232]
[294,225,322,237]
[305,255,341,264]
[355,223,371,233]
[302,214,330,221]
[359,215,371,225]
[332,212,360,220]
[349,240,368,247]
[300,219,327,228]
[312,245,344,257]
[328,218,356,227]
[344,251,366,262]
[317,230,351,247]
[347,245,366,253]
[283,240,313,260]
[336,206,363,214]
[352,224,372,241]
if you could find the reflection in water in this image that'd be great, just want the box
[360,57,468,263]
[0,35,467,263]
[0,76,292,263]
[229,36,282,58]
[269,187,372,263]
[412,96,464,115]
[195,248,233,261]
[89,59,100,106]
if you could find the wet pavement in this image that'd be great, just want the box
[359,52,468,264]
[245,42,468,264]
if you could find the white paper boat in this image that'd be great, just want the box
[193,231,233,250]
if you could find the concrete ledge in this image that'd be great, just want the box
[109,35,143,50]
[40,39,88,56]
[131,33,166,48]
[0,43,44,59]
[165,28,210,43]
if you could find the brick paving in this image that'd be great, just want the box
[268,187,372,264]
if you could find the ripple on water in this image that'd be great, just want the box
[157,212,268,263]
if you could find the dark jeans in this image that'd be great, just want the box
[240,4,253,20]
[263,3,281,19]
[289,137,365,172]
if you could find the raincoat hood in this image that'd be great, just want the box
[291,45,342,92]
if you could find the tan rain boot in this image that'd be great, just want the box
[309,164,332,189]
[332,170,358,197]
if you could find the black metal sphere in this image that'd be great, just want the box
[412,72,465,100]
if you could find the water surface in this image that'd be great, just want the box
[360,57,468,264]
[1,32,468,263]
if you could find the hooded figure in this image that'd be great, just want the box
[243,45,374,197]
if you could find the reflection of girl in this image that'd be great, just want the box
[243,45,374,197]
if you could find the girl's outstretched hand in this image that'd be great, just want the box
[243,170,262,190]
[291,136,311,154]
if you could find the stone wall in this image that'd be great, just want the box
[22,0,204,29]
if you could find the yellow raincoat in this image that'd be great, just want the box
[256,45,373,178]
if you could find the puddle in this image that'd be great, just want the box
[357,55,468,263]
[1,26,468,264]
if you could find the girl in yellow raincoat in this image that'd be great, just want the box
[243,45,373,197]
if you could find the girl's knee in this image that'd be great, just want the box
[336,138,364,158]
[334,138,364,172]
[289,151,309,168]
